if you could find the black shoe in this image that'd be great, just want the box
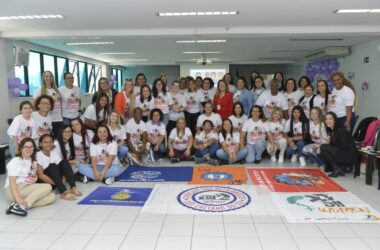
[254,159,261,164]
[344,166,352,173]
[6,202,28,217]
[328,168,345,178]
[171,158,180,163]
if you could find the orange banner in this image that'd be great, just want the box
[189,166,247,185]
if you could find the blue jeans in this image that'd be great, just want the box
[337,112,356,134]
[162,113,169,126]
[152,143,167,155]
[195,143,220,159]
[302,143,324,165]
[118,145,129,162]
[216,147,248,164]
[78,163,121,181]
[8,137,15,158]
[286,140,306,157]
[245,140,266,163]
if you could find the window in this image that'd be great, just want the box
[28,51,42,96]
[43,54,55,76]
[78,62,87,93]
[14,66,26,96]
[111,68,123,91]
[69,60,79,87]
[56,57,68,87]
[93,65,102,93]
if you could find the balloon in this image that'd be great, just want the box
[14,77,22,85]
[7,78,18,89]
[19,84,29,91]
[109,80,115,86]
[11,88,20,97]
[110,75,116,81]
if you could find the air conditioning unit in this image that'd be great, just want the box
[305,46,350,61]
[14,46,30,66]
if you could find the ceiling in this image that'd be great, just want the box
[1,0,380,65]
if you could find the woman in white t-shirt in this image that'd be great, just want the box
[32,95,53,139]
[152,78,171,126]
[36,134,81,200]
[78,125,121,185]
[146,109,167,163]
[167,81,186,134]
[32,71,63,136]
[7,101,37,157]
[185,78,203,135]
[314,80,331,115]
[251,76,266,104]
[70,118,94,163]
[284,78,302,118]
[284,106,311,167]
[133,73,147,96]
[83,93,109,131]
[295,76,311,99]
[196,102,222,134]
[266,107,287,163]
[168,117,193,163]
[241,105,267,164]
[256,79,288,119]
[59,72,81,125]
[194,120,220,165]
[228,102,248,132]
[328,72,356,133]
[199,77,216,104]
[302,107,329,167]
[216,119,248,164]
[125,107,149,166]
[135,84,155,122]
[107,111,128,165]
[4,138,55,217]
[298,84,316,119]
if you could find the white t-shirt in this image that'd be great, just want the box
[284,120,303,137]
[169,93,186,121]
[313,95,329,113]
[146,120,166,145]
[73,130,94,160]
[328,86,355,118]
[185,91,203,113]
[233,90,242,103]
[309,122,329,144]
[194,131,218,145]
[53,140,71,161]
[229,84,237,93]
[90,141,118,165]
[284,91,300,117]
[32,111,53,138]
[294,89,304,101]
[108,126,127,142]
[199,88,216,103]
[7,114,37,143]
[33,87,63,122]
[229,115,248,132]
[256,91,288,118]
[125,118,147,143]
[154,92,171,114]
[135,96,155,117]
[4,157,38,188]
[84,104,105,124]
[265,120,286,141]
[219,132,240,153]
[59,85,81,119]
[36,150,61,170]
[169,127,192,151]
[196,113,222,128]
[253,88,266,100]
[242,119,267,144]
[299,95,314,118]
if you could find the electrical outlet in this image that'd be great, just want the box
[364,57,369,63]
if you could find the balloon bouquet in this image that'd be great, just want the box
[7,77,29,97]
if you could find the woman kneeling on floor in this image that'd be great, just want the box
[194,120,220,165]
[5,138,56,217]
[168,117,193,163]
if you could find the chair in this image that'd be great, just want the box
[363,128,380,187]
[353,116,377,142]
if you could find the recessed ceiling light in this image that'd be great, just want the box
[157,11,238,17]
[176,40,226,43]
[270,50,310,52]
[0,14,64,20]
[99,52,136,55]
[369,9,380,13]
[65,42,115,45]
[289,38,343,41]
[117,59,149,62]
[335,9,380,13]
[183,51,222,54]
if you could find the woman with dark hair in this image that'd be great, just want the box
[234,77,254,116]
[314,80,331,114]
[256,79,288,119]
[179,77,188,95]
[70,118,94,172]
[199,77,216,104]
[36,134,81,200]
[216,119,248,164]
[135,84,155,122]
[319,112,359,177]
[78,125,121,184]
[53,125,79,175]
[284,106,311,166]
[167,81,186,134]
[273,71,285,90]
[84,93,109,130]
[152,78,170,125]
[185,77,203,135]
[133,73,147,96]
[298,84,316,118]
[223,73,236,93]
[228,102,248,132]
[195,76,203,90]
[4,138,56,217]
[252,76,266,103]
[194,120,220,165]
[249,71,260,90]
[295,76,311,98]
[284,78,301,118]
[146,108,167,163]
[241,105,267,164]
[32,95,53,139]
[196,102,222,134]
[92,77,118,109]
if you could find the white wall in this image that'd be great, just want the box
[0,38,10,143]
[180,63,229,78]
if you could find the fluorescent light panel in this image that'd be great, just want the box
[66,42,115,45]
[183,51,222,54]
[335,9,380,13]
[176,40,226,43]
[119,59,148,62]
[158,11,238,17]
[289,38,343,41]
[99,52,135,55]
[0,14,63,20]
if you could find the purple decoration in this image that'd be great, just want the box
[109,80,115,86]
[110,75,116,81]
[11,88,20,97]
[305,58,340,89]
[7,78,18,89]
[14,77,22,85]
[18,84,29,91]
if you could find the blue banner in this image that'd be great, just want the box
[116,166,193,182]
[78,187,152,206]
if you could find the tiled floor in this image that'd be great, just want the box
[1,159,380,250]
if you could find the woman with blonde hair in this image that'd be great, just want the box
[168,117,193,163]
[32,71,63,136]
[213,80,233,120]
[114,79,135,124]
[107,111,129,165]
[265,107,287,164]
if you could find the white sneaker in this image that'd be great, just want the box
[271,155,277,162]
[278,155,284,164]
[299,156,306,167]
[104,177,115,185]
[291,154,297,163]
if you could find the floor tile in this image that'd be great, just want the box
[361,237,380,250]
[191,236,226,250]
[66,220,103,234]
[193,223,225,237]
[294,237,334,250]
[286,224,324,238]
[224,223,257,237]
[35,219,74,233]
[49,234,93,250]
[160,221,193,236]
[0,232,29,248]
[223,215,253,224]
[80,207,114,221]
[84,234,125,250]
[16,232,61,249]
[164,214,194,223]
[255,224,291,238]
[226,237,262,250]
[328,237,371,250]
[107,207,140,221]
[317,224,357,237]
[119,235,158,250]
[6,219,44,233]
[155,236,191,250]
[194,214,223,224]
[260,238,298,250]
[347,223,380,237]
[128,221,163,236]
[135,213,166,222]
[96,221,132,234]
[252,215,284,224]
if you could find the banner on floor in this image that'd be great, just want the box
[248,168,346,192]
[273,192,380,223]
[78,187,152,206]
[189,166,247,185]
[142,184,279,215]
[116,166,193,182]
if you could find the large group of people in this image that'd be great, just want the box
[4,69,361,217]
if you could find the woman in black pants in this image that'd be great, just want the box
[319,112,359,178]
[36,134,82,200]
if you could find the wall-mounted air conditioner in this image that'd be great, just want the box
[305,46,350,61]
[14,45,30,66]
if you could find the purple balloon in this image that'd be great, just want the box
[19,84,29,91]
[14,77,22,85]
[110,75,116,81]
[11,88,20,97]
[109,80,115,86]
[7,79,18,89]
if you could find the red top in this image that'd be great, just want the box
[213,92,233,120]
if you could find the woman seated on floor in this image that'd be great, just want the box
[194,120,220,165]
[168,117,193,163]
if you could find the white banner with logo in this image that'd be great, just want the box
[142,184,279,215]
[273,192,380,223]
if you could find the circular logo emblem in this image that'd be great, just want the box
[111,189,131,200]
[177,186,251,212]
[201,172,233,181]
[130,171,161,180]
